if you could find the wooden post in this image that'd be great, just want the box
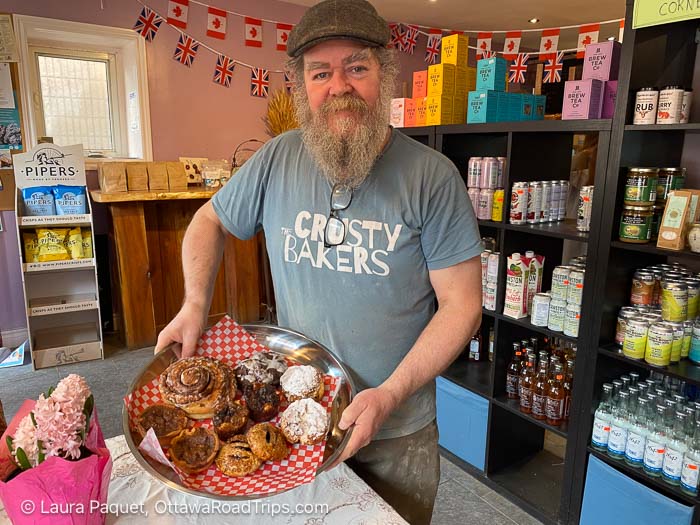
[534,63,544,95]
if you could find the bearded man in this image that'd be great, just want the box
[156,0,482,522]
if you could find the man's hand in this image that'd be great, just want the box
[331,386,399,466]
[154,302,208,357]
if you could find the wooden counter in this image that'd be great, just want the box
[91,188,264,349]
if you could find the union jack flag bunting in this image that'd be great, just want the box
[284,72,293,94]
[173,34,199,67]
[388,23,402,48]
[133,7,164,42]
[543,51,564,83]
[482,50,497,59]
[250,68,269,98]
[394,25,408,51]
[508,53,529,84]
[213,54,235,87]
[403,25,419,54]
[425,31,441,64]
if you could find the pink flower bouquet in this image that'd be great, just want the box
[0,375,112,525]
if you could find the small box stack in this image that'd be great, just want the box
[563,41,621,120]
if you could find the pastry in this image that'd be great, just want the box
[169,426,220,474]
[279,398,330,446]
[279,365,325,402]
[136,403,190,447]
[235,352,288,389]
[215,435,262,477]
[159,357,234,419]
[243,383,281,422]
[213,401,250,442]
[246,423,289,461]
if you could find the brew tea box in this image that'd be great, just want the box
[441,33,469,67]
[415,97,427,126]
[390,98,409,127]
[427,63,456,97]
[426,95,453,125]
[476,57,508,92]
[602,81,618,119]
[468,90,499,123]
[582,41,621,82]
[412,70,427,98]
[562,79,604,120]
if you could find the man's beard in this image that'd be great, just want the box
[294,79,393,189]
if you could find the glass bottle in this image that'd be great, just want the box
[643,404,668,477]
[506,342,522,399]
[591,383,614,451]
[519,353,537,414]
[629,371,640,387]
[663,411,689,485]
[469,330,482,361]
[625,397,650,468]
[612,379,624,397]
[546,364,565,426]
[620,375,631,391]
[532,359,549,420]
[563,358,574,421]
[608,391,632,460]
[488,326,495,362]
[529,336,539,355]
[681,418,700,496]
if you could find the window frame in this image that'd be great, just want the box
[15,15,153,162]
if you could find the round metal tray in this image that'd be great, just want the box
[122,323,356,500]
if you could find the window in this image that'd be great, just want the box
[15,15,152,161]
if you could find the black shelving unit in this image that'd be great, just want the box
[492,396,569,438]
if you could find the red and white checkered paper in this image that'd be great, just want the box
[123,316,341,496]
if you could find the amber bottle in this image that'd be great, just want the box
[532,359,549,420]
[519,353,537,414]
[506,342,522,399]
[546,364,566,426]
[563,358,575,421]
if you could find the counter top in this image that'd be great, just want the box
[90,187,218,203]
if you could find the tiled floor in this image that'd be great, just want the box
[0,338,542,525]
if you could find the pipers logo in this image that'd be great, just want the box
[13,143,86,189]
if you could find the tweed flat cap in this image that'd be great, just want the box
[287,0,391,57]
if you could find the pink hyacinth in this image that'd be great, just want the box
[11,414,39,467]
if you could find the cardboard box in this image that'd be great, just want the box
[466,66,477,92]
[412,70,428,98]
[500,93,523,122]
[391,98,408,127]
[415,97,427,126]
[467,90,499,123]
[534,95,546,120]
[166,161,188,191]
[126,162,149,191]
[520,94,535,120]
[441,34,469,67]
[452,94,467,124]
[427,63,456,97]
[147,162,169,191]
[453,66,470,100]
[562,79,604,120]
[98,162,127,193]
[476,57,508,92]
[582,41,621,82]
[602,81,618,119]
[426,95,453,125]
[405,99,418,126]
[657,190,691,250]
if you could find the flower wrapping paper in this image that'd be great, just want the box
[124,316,341,496]
[0,408,112,525]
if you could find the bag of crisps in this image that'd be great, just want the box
[65,227,84,259]
[23,233,39,263]
[37,229,70,262]
[81,229,93,259]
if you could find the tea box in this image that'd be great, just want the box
[562,79,604,120]
[414,97,427,126]
[412,70,428,98]
[426,95,453,125]
[582,41,621,82]
[427,63,456,97]
[441,33,469,67]
[602,81,618,119]
[468,90,499,123]
[476,57,508,92]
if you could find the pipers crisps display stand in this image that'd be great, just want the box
[13,143,104,370]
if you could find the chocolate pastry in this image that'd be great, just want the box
[246,423,289,461]
[280,365,325,403]
[136,403,190,447]
[235,352,288,389]
[215,435,262,477]
[279,398,330,446]
[213,401,250,442]
[169,426,220,474]
[243,383,281,422]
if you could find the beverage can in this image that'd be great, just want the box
[492,189,505,222]
[564,303,581,338]
[550,182,561,222]
[510,182,528,224]
[680,90,693,124]
[527,182,543,224]
[548,299,567,332]
[633,87,659,125]
[558,180,569,221]
[682,320,693,359]
[541,181,552,222]
[484,281,497,311]
[684,278,700,319]
[487,252,500,283]
[467,157,482,187]
[691,322,700,364]
[531,293,551,327]
[468,187,480,213]
[551,266,572,301]
[497,157,507,188]
[478,188,494,220]
[480,250,490,284]
[577,185,594,232]
[657,86,684,124]
[480,157,499,189]
[667,321,684,363]
[623,318,649,359]
[568,269,585,305]
[631,271,655,305]
[645,322,673,367]
[662,280,688,322]
[616,307,638,347]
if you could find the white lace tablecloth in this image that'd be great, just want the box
[0,435,407,525]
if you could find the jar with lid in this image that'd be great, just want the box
[651,205,664,241]
[624,168,658,205]
[657,167,686,203]
[619,205,653,243]
[688,223,700,253]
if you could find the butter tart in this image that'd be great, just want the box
[169,426,220,474]
[213,401,250,442]
[136,403,190,447]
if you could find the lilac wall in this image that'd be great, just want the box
[0,211,27,331]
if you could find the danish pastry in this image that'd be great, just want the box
[235,352,288,389]
[169,426,220,474]
[279,398,329,446]
[243,383,281,422]
[213,401,250,442]
[280,365,325,403]
[136,403,190,447]
[215,435,262,477]
[246,423,289,461]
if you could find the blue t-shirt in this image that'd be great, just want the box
[213,128,481,439]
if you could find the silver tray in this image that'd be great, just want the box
[122,323,356,500]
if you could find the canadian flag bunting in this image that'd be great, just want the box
[206,7,227,39]
[167,0,188,29]
[619,20,625,43]
[277,23,293,51]
[425,29,442,64]
[502,31,521,61]
[577,24,600,58]
[245,17,263,48]
[539,28,560,60]
[476,32,492,59]
[403,25,419,54]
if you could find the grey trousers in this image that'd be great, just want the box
[347,420,441,525]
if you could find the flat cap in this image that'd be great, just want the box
[287,0,391,57]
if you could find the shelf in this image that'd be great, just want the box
[18,214,92,227]
[587,447,697,505]
[482,308,496,318]
[493,396,568,438]
[598,346,700,386]
[437,119,612,135]
[442,358,492,398]
[489,449,564,523]
[28,294,98,317]
[624,123,700,132]
[23,258,95,273]
[397,126,433,136]
[497,313,579,344]
[504,219,589,242]
[478,219,504,229]
[610,241,700,261]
